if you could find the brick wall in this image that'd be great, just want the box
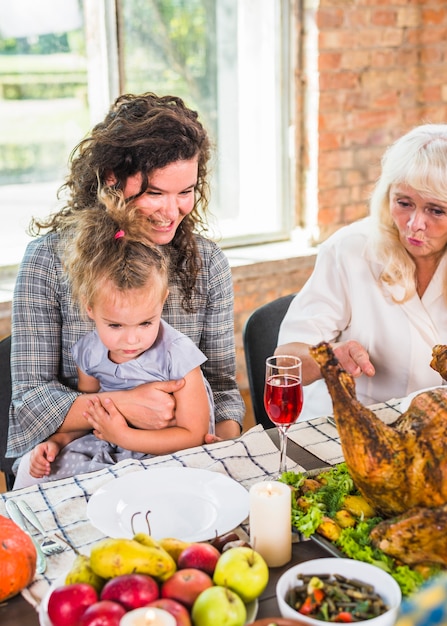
[299,0,447,242]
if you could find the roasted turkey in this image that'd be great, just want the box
[309,341,447,565]
[369,504,447,566]
[430,344,447,380]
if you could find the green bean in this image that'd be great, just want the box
[285,573,389,622]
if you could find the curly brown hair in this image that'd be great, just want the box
[32,93,212,311]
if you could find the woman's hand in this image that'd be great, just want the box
[116,380,185,429]
[65,379,185,433]
[332,340,375,378]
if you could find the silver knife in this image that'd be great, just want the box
[5,499,47,574]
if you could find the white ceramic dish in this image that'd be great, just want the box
[38,574,258,626]
[399,386,445,412]
[276,557,401,626]
[86,467,249,541]
[39,574,64,626]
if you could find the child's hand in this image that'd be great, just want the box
[29,441,61,478]
[204,433,223,444]
[84,396,128,445]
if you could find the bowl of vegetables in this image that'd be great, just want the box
[276,558,401,625]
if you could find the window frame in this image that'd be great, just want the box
[85,0,297,249]
[0,0,298,271]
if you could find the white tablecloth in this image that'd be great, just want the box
[1,424,303,608]
[1,398,404,611]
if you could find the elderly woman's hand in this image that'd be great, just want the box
[332,340,375,378]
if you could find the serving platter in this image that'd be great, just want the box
[288,465,444,597]
[309,533,345,558]
[87,467,249,541]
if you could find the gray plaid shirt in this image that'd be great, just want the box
[7,231,244,458]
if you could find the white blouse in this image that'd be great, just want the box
[278,217,447,420]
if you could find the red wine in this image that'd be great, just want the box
[264,374,303,425]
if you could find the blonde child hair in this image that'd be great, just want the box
[60,188,169,311]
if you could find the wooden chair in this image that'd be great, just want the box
[242,293,296,429]
[0,335,16,490]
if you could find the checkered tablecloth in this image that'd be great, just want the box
[1,424,304,609]
[1,398,404,612]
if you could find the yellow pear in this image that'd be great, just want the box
[159,537,192,563]
[132,532,161,549]
[65,554,106,593]
[89,537,176,581]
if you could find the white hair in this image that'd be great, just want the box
[369,124,447,302]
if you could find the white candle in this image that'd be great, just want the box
[119,607,177,626]
[249,480,292,567]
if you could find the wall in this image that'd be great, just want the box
[0,301,11,340]
[299,0,447,242]
[232,252,317,429]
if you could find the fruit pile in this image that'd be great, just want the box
[47,531,269,626]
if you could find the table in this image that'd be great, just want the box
[0,396,407,626]
[0,431,331,626]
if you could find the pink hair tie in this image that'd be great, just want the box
[114,229,125,239]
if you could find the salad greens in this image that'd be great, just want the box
[280,463,439,596]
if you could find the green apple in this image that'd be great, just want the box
[212,546,269,603]
[191,585,246,626]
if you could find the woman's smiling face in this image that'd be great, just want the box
[121,157,199,246]
[390,183,447,261]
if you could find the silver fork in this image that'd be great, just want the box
[16,500,66,555]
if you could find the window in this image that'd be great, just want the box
[0,0,294,267]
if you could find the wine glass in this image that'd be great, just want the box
[264,355,303,478]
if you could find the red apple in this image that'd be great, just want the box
[146,598,192,626]
[161,568,213,609]
[78,600,127,626]
[177,543,220,575]
[100,573,159,610]
[47,583,98,626]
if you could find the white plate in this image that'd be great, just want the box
[86,467,249,541]
[399,386,445,412]
[39,574,258,626]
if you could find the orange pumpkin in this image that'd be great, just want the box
[0,514,37,601]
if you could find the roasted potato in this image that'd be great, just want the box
[317,516,342,542]
[301,478,323,493]
[343,495,376,518]
[334,509,356,528]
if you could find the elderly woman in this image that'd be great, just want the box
[276,124,447,420]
